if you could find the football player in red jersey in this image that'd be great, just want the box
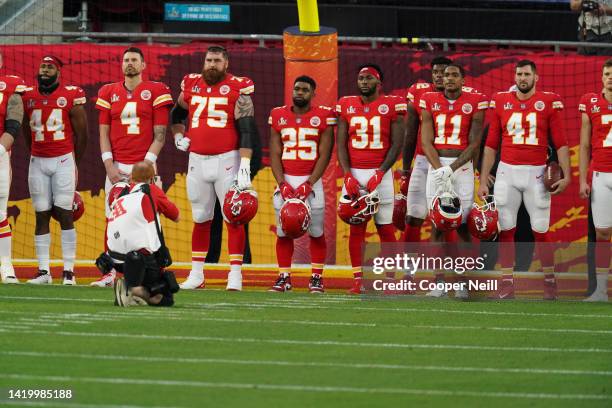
[171,45,258,291]
[0,52,25,284]
[420,63,488,298]
[579,59,612,302]
[337,64,406,294]
[94,47,173,287]
[401,56,453,243]
[479,60,571,300]
[22,56,88,286]
[268,76,336,293]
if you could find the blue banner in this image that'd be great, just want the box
[164,3,230,22]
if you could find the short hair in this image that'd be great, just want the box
[516,59,537,72]
[430,56,453,68]
[294,75,316,91]
[358,63,384,81]
[123,47,144,61]
[603,59,612,70]
[206,45,229,60]
[445,63,465,77]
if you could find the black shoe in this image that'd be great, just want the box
[309,275,324,293]
[269,275,292,292]
[62,270,76,286]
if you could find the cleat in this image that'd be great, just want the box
[489,279,515,300]
[583,291,609,302]
[0,263,19,284]
[62,270,76,286]
[308,275,324,293]
[348,278,364,295]
[114,278,147,307]
[226,270,242,291]
[27,270,52,285]
[543,279,557,301]
[269,275,292,292]
[90,270,116,287]
[455,287,469,300]
[179,272,205,290]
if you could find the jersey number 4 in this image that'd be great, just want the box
[30,109,65,141]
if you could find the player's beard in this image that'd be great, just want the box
[203,68,225,85]
[292,97,309,108]
[359,84,377,97]
[123,67,140,78]
[37,74,59,91]
[517,81,534,94]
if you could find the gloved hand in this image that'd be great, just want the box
[432,165,453,185]
[237,157,252,190]
[398,170,410,196]
[366,169,385,192]
[174,133,191,152]
[279,181,295,200]
[295,181,313,201]
[344,172,360,197]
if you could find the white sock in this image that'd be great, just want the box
[61,229,77,272]
[0,217,12,264]
[35,233,51,272]
[595,272,609,294]
[230,264,242,274]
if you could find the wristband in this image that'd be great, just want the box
[240,157,251,167]
[145,152,158,163]
[101,151,113,162]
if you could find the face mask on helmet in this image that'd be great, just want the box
[337,190,380,225]
[223,183,258,225]
[467,195,499,240]
[429,191,462,232]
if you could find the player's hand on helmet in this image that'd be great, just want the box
[432,166,453,184]
[295,181,313,201]
[579,181,591,199]
[236,157,252,190]
[366,169,385,192]
[550,176,570,195]
[279,181,295,200]
[343,172,360,198]
[174,133,191,152]
[477,183,489,200]
[398,170,410,196]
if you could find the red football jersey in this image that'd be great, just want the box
[0,75,26,137]
[336,95,407,169]
[96,81,173,164]
[487,91,567,166]
[268,105,337,176]
[579,92,612,172]
[406,82,435,156]
[420,90,488,151]
[181,73,254,155]
[23,85,86,157]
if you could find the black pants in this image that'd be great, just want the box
[121,253,174,307]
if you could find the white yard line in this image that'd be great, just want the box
[0,373,609,401]
[0,328,609,353]
[2,350,610,377]
[416,325,612,335]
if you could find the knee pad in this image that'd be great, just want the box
[124,251,146,288]
[95,252,115,274]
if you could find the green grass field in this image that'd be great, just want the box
[0,285,610,408]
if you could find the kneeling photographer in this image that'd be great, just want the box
[98,161,180,307]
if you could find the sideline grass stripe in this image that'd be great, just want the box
[415,325,612,335]
[1,328,610,353]
[2,351,610,377]
[1,373,610,401]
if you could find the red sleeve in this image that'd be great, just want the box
[269,108,278,132]
[485,102,501,150]
[96,85,111,112]
[98,109,111,125]
[141,195,155,222]
[153,105,170,126]
[578,93,589,117]
[150,184,179,221]
[335,98,345,121]
[549,109,568,149]
[152,82,173,109]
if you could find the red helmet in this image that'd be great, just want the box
[279,198,311,239]
[223,184,258,225]
[337,190,380,225]
[51,191,85,222]
[429,191,462,232]
[467,196,499,240]
[107,181,130,209]
[392,193,407,231]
